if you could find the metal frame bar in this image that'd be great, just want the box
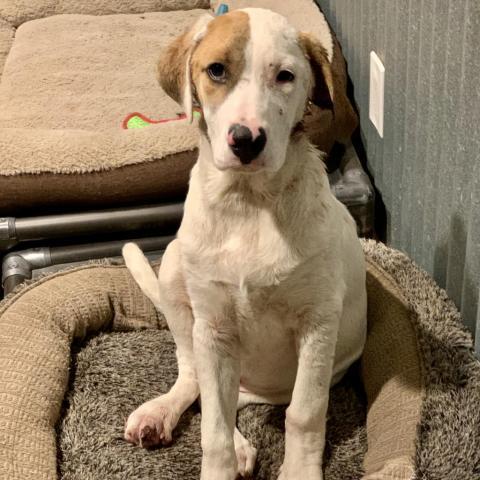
[1,235,173,295]
[0,203,183,251]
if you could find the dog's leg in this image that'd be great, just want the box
[195,393,258,478]
[190,284,240,480]
[123,241,199,448]
[279,309,340,480]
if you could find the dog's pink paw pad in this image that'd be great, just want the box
[124,401,176,449]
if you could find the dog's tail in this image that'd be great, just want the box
[122,242,161,306]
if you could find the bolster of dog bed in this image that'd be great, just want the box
[0,124,198,215]
[0,263,165,480]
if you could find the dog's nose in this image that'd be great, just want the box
[228,124,267,164]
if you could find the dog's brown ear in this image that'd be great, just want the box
[299,32,358,143]
[158,14,213,121]
[298,32,335,110]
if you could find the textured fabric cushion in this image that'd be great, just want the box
[0,0,211,28]
[0,1,358,215]
[0,262,165,480]
[363,242,480,480]
[0,10,206,215]
[362,256,423,479]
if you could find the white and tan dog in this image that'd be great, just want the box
[123,8,366,480]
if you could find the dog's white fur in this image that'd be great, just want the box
[123,8,366,480]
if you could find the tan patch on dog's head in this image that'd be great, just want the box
[190,11,250,109]
[158,28,193,105]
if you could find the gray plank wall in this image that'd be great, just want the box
[316,0,480,349]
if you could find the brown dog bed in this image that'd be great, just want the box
[1,240,479,480]
[0,0,357,216]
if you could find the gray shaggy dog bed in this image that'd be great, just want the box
[56,241,480,480]
[58,330,366,480]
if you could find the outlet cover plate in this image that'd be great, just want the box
[369,51,385,138]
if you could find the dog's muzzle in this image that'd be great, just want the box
[228,124,267,164]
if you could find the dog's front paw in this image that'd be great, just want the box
[235,433,257,478]
[278,463,323,480]
[124,396,178,448]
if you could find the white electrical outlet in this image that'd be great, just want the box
[369,51,385,138]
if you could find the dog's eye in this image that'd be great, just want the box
[207,63,227,82]
[276,70,295,83]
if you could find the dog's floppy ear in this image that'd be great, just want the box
[298,32,334,110]
[300,32,359,143]
[158,14,213,122]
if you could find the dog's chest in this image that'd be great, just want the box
[193,209,300,289]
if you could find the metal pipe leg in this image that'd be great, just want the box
[2,248,51,295]
[1,236,173,295]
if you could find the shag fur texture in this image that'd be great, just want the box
[58,330,366,480]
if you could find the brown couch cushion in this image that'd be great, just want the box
[0,139,197,215]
